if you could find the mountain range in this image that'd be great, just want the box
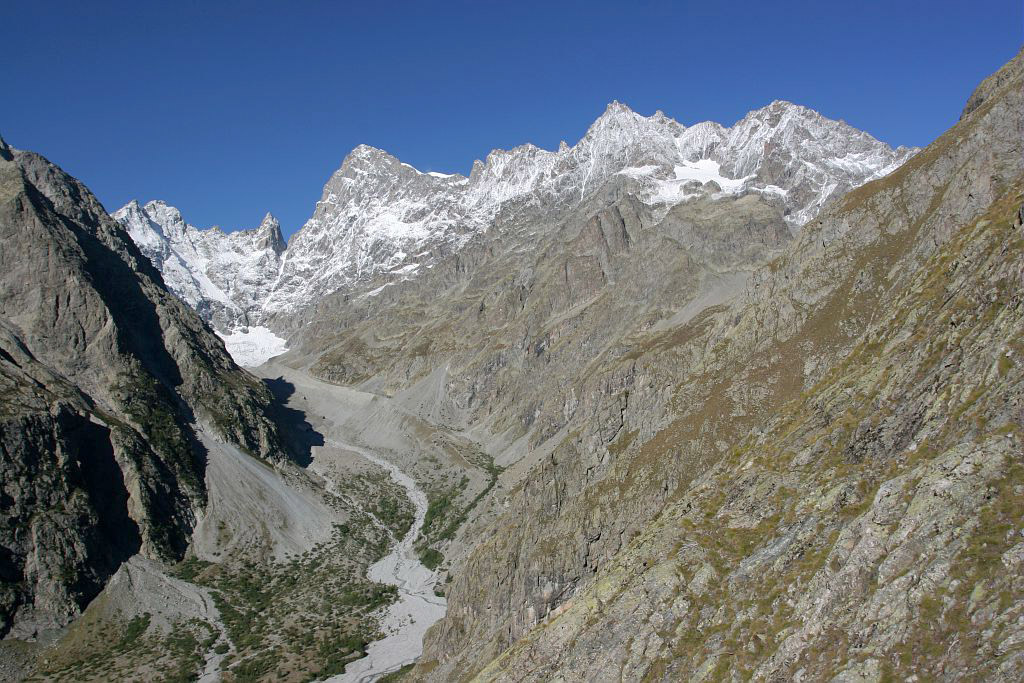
[113,100,915,366]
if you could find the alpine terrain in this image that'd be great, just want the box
[0,45,1020,683]
[113,100,914,366]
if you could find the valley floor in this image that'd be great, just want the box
[252,363,449,682]
[19,363,464,682]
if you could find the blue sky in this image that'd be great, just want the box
[3,1,1020,238]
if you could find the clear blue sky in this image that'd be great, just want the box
[3,1,1020,238]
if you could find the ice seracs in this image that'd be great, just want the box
[116,99,917,365]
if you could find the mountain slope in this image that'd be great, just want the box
[0,137,285,638]
[411,49,1024,681]
[115,100,914,362]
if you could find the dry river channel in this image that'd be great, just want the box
[254,363,448,682]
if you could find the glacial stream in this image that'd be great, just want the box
[326,440,447,683]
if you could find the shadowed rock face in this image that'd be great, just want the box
[400,49,1023,681]
[0,138,286,638]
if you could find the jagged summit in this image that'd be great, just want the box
[589,99,653,127]
[116,99,916,363]
[256,212,286,254]
[339,144,467,183]
[340,143,405,172]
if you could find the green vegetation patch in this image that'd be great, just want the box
[176,521,397,682]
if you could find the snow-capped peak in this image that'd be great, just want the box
[112,201,288,339]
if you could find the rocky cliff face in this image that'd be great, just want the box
[114,100,914,365]
[0,138,285,638]
[405,50,1024,681]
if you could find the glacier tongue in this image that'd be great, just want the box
[115,99,917,350]
[215,326,289,367]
